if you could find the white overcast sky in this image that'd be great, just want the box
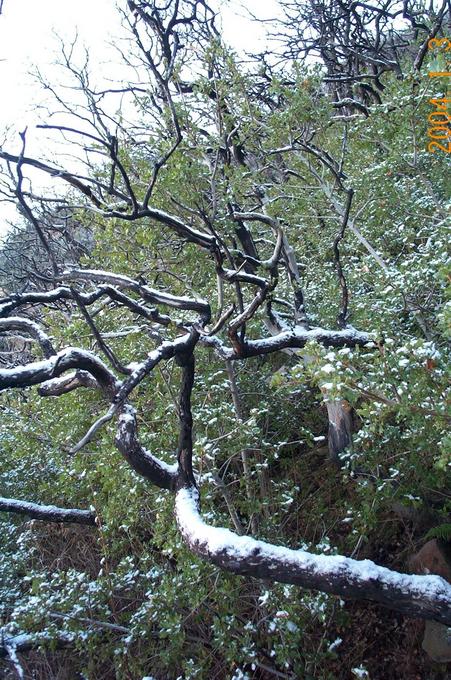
[0,0,279,236]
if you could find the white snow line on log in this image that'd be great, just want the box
[175,487,451,611]
[0,497,95,524]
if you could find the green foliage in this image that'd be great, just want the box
[425,524,451,542]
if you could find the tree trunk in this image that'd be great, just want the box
[324,398,354,465]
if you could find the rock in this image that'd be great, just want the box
[422,620,451,663]
[409,539,451,663]
[409,539,451,582]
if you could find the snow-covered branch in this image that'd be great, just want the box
[61,269,211,319]
[143,207,215,249]
[0,317,55,358]
[175,486,451,625]
[0,347,117,393]
[0,630,73,660]
[0,287,101,317]
[115,405,178,489]
[0,285,173,327]
[38,370,99,396]
[113,333,198,487]
[0,497,96,525]
[114,332,195,406]
[203,325,373,359]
